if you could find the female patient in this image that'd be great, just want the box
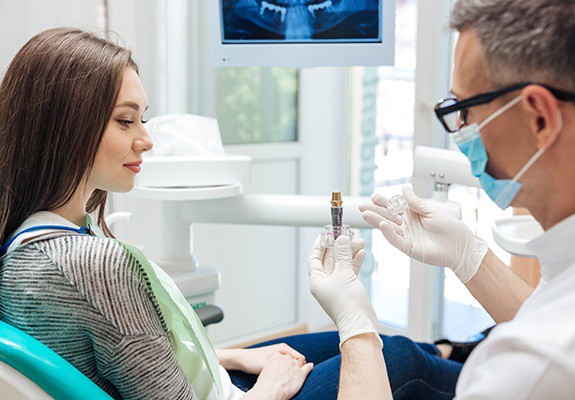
[0,27,314,400]
[0,28,464,400]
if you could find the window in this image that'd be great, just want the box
[350,0,417,329]
[352,0,507,338]
[188,1,298,145]
[215,68,298,144]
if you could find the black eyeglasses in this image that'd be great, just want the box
[434,82,575,133]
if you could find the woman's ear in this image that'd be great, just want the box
[521,85,563,149]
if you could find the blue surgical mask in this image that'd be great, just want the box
[453,95,547,210]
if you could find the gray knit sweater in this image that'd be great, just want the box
[0,232,197,399]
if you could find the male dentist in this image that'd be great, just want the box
[308,0,575,398]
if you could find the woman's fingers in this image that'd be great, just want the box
[276,343,305,362]
[299,362,314,376]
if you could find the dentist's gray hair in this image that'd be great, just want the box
[450,0,575,90]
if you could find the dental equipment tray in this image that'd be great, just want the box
[492,215,544,258]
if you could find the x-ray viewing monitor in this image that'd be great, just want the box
[208,0,395,68]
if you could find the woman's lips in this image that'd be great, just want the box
[124,164,141,173]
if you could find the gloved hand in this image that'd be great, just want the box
[308,235,383,348]
[359,185,488,284]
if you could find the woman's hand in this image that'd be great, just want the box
[245,353,313,400]
[218,343,306,375]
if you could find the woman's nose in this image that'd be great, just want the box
[135,125,154,152]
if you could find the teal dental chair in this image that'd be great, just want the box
[0,320,112,399]
[0,305,223,399]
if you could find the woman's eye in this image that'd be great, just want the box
[141,119,148,124]
[118,119,134,126]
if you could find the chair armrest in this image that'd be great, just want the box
[194,305,224,327]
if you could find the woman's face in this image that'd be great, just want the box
[89,68,153,193]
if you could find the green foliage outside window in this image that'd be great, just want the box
[216,67,298,144]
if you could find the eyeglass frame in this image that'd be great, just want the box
[434,82,575,134]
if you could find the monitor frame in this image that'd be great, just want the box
[207,0,396,68]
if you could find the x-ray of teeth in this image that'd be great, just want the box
[222,0,380,42]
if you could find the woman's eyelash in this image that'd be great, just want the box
[118,119,147,126]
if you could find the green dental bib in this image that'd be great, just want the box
[87,217,224,400]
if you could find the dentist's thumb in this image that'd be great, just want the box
[334,235,353,273]
[402,185,431,216]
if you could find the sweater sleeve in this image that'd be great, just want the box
[37,235,198,399]
[104,334,198,400]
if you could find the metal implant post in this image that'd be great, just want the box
[331,192,343,238]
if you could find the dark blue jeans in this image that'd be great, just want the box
[228,332,462,400]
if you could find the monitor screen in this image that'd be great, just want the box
[221,0,382,44]
[208,0,395,67]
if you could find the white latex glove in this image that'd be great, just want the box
[359,185,488,284]
[308,235,383,348]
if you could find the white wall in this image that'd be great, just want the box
[0,0,351,346]
[108,1,351,345]
[0,0,105,76]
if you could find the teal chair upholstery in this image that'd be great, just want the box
[0,307,223,399]
[0,321,112,400]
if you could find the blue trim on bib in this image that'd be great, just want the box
[0,225,88,257]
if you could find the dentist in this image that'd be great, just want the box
[309,0,575,398]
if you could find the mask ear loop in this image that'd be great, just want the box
[513,109,564,184]
[479,95,523,130]
[493,95,551,204]
[557,110,563,134]
[498,110,563,204]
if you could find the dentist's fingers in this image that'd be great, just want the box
[402,185,433,216]
[334,236,353,271]
[352,249,366,275]
[378,220,407,253]
[323,246,336,274]
[362,210,403,235]
[351,238,366,257]
[358,201,373,212]
[361,209,383,228]
[370,192,391,207]
[360,203,403,226]
[323,237,364,274]
[308,236,327,274]
[308,236,326,262]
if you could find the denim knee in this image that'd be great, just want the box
[383,335,458,400]
[383,336,429,390]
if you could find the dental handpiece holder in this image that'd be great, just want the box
[413,146,543,257]
[132,156,250,306]
[413,145,483,219]
[131,156,380,302]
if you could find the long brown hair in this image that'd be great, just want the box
[0,27,138,244]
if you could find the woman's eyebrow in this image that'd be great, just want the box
[115,101,149,112]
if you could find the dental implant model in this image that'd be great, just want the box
[321,191,354,248]
[387,194,407,215]
[330,191,343,233]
